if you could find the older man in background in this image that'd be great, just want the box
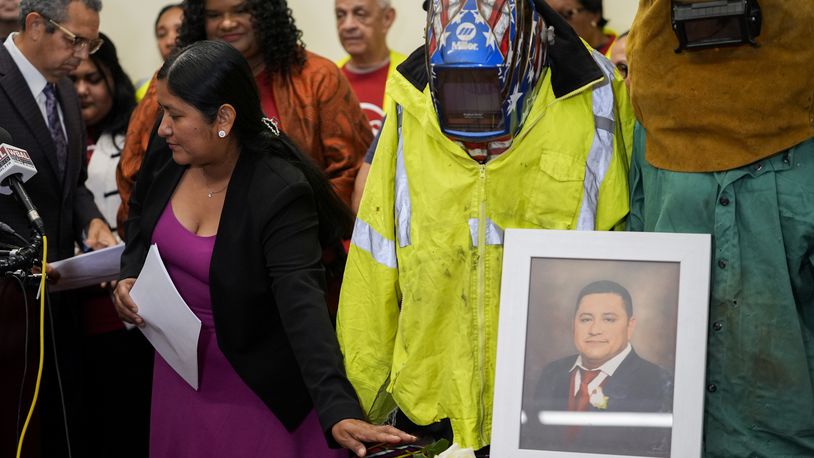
[0,0,115,456]
[336,0,403,134]
[336,0,405,211]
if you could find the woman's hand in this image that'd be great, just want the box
[331,419,416,457]
[113,278,144,326]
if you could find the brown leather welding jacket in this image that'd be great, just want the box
[627,0,814,172]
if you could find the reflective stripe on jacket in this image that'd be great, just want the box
[337,47,632,450]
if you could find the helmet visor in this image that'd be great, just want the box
[436,66,506,136]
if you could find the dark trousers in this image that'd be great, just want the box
[0,277,84,458]
[80,327,153,458]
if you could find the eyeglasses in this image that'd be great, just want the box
[43,15,103,55]
[558,7,585,21]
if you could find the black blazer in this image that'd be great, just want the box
[119,134,364,435]
[521,350,674,456]
[0,44,102,260]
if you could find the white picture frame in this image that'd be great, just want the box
[491,229,711,458]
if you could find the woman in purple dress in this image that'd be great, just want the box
[112,40,413,457]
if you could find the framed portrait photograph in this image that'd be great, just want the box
[491,229,711,458]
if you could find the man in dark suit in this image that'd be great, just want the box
[0,1,115,456]
[521,280,673,457]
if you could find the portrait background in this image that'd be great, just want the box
[521,258,680,407]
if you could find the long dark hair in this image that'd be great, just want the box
[177,0,306,78]
[88,33,136,140]
[156,40,352,247]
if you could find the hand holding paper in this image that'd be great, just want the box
[126,244,201,390]
[48,243,124,291]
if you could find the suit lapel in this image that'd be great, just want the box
[602,350,640,402]
[0,46,62,182]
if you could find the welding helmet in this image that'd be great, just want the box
[426,0,550,142]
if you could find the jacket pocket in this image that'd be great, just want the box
[526,150,586,229]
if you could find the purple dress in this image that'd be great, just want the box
[149,202,346,458]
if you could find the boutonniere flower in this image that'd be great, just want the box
[589,387,609,410]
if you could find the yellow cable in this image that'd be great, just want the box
[16,236,47,458]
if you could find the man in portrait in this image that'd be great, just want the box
[521,280,673,457]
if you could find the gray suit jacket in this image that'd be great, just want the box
[0,44,102,261]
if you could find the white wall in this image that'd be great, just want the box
[100,0,638,84]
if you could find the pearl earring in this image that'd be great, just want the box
[218,130,226,138]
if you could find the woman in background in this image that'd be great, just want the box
[113,40,412,458]
[136,3,184,100]
[154,3,183,61]
[70,33,153,458]
[117,0,371,318]
[73,33,134,231]
[118,0,371,231]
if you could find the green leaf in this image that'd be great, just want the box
[422,438,451,457]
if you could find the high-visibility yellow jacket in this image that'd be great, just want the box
[337,38,633,450]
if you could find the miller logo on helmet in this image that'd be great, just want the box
[456,23,478,41]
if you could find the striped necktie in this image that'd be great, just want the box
[43,83,67,179]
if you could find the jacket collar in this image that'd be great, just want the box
[396,0,602,99]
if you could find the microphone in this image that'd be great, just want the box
[0,127,45,236]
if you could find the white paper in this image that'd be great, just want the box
[130,244,201,390]
[49,243,125,292]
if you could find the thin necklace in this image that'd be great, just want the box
[200,168,228,198]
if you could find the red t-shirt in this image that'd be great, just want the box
[341,63,389,136]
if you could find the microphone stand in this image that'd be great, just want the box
[0,226,42,278]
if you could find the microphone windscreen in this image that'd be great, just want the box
[0,142,37,195]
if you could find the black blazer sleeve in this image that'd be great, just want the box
[261,177,365,436]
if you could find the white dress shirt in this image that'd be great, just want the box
[569,343,633,396]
